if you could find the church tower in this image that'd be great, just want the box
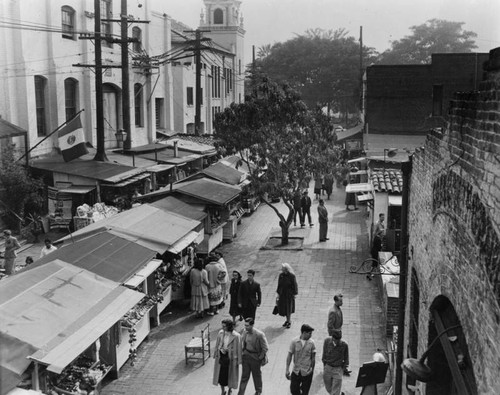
[200,0,245,102]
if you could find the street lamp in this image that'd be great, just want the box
[402,324,462,382]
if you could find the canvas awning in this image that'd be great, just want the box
[29,285,144,373]
[36,231,157,283]
[0,260,144,387]
[57,185,95,194]
[59,204,202,254]
[168,230,203,254]
[348,157,368,164]
[124,259,163,288]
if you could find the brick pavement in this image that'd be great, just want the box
[99,184,389,395]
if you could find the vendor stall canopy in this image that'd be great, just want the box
[0,260,143,393]
[34,230,157,283]
[58,203,203,254]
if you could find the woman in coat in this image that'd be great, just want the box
[213,319,242,395]
[276,263,298,328]
[229,270,243,323]
[205,256,223,315]
[190,258,210,318]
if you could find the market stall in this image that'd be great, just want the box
[0,260,144,395]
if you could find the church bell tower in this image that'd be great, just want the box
[199,0,245,101]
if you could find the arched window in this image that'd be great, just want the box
[132,27,142,53]
[61,6,75,39]
[34,76,48,136]
[134,83,143,127]
[64,78,78,121]
[213,8,223,24]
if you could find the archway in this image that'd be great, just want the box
[424,296,477,395]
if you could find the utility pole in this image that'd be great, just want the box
[75,4,148,160]
[184,29,210,136]
[121,0,131,150]
[359,26,363,112]
[94,0,107,161]
[194,30,203,136]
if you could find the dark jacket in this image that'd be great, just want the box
[238,280,262,309]
[301,195,312,210]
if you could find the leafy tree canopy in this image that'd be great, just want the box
[214,77,341,244]
[253,28,377,111]
[377,19,477,65]
[0,144,45,219]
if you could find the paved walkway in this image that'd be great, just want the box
[100,185,389,395]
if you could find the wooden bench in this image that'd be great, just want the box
[185,323,211,365]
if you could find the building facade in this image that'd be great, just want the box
[0,0,244,160]
[364,53,489,136]
[402,47,500,394]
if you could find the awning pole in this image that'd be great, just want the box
[32,362,40,390]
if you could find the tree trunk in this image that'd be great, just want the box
[280,220,290,245]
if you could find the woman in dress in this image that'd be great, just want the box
[314,174,323,200]
[213,319,242,395]
[190,258,209,318]
[205,256,223,315]
[229,271,243,323]
[276,263,298,328]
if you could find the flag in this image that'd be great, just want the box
[58,113,88,162]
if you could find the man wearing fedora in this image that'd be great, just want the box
[2,230,21,275]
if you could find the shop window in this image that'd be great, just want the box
[64,78,78,121]
[213,8,223,24]
[132,26,142,53]
[61,6,76,39]
[134,83,143,127]
[35,76,48,136]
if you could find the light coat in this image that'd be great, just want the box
[212,330,242,389]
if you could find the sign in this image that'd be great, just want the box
[345,139,362,151]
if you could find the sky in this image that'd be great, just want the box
[151,0,500,63]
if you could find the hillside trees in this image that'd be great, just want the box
[214,77,341,245]
[377,19,477,64]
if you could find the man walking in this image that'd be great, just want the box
[285,324,316,395]
[300,190,313,227]
[238,318,269,395]
[2,230,21,275]
[322,331,349,395]
[317,199,329,242]
[238,270,262,320]
[327,294,351,376]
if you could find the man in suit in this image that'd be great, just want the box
[238,269,262,320]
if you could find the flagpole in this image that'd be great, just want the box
[17,109,85,163]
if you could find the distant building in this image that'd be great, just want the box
[363,53,489,137]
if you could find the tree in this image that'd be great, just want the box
[0,144,45,226]
[214,77,341,245]
[254,28,377,111]
[377,19,477,65]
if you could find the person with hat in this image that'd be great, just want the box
[285,324,316,395]
[2,230,21,275]
[327,293,351,376]
[322,330,349,395]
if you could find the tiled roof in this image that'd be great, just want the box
[371,169,403,193]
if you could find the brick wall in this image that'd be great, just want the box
[406,47,500,394]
